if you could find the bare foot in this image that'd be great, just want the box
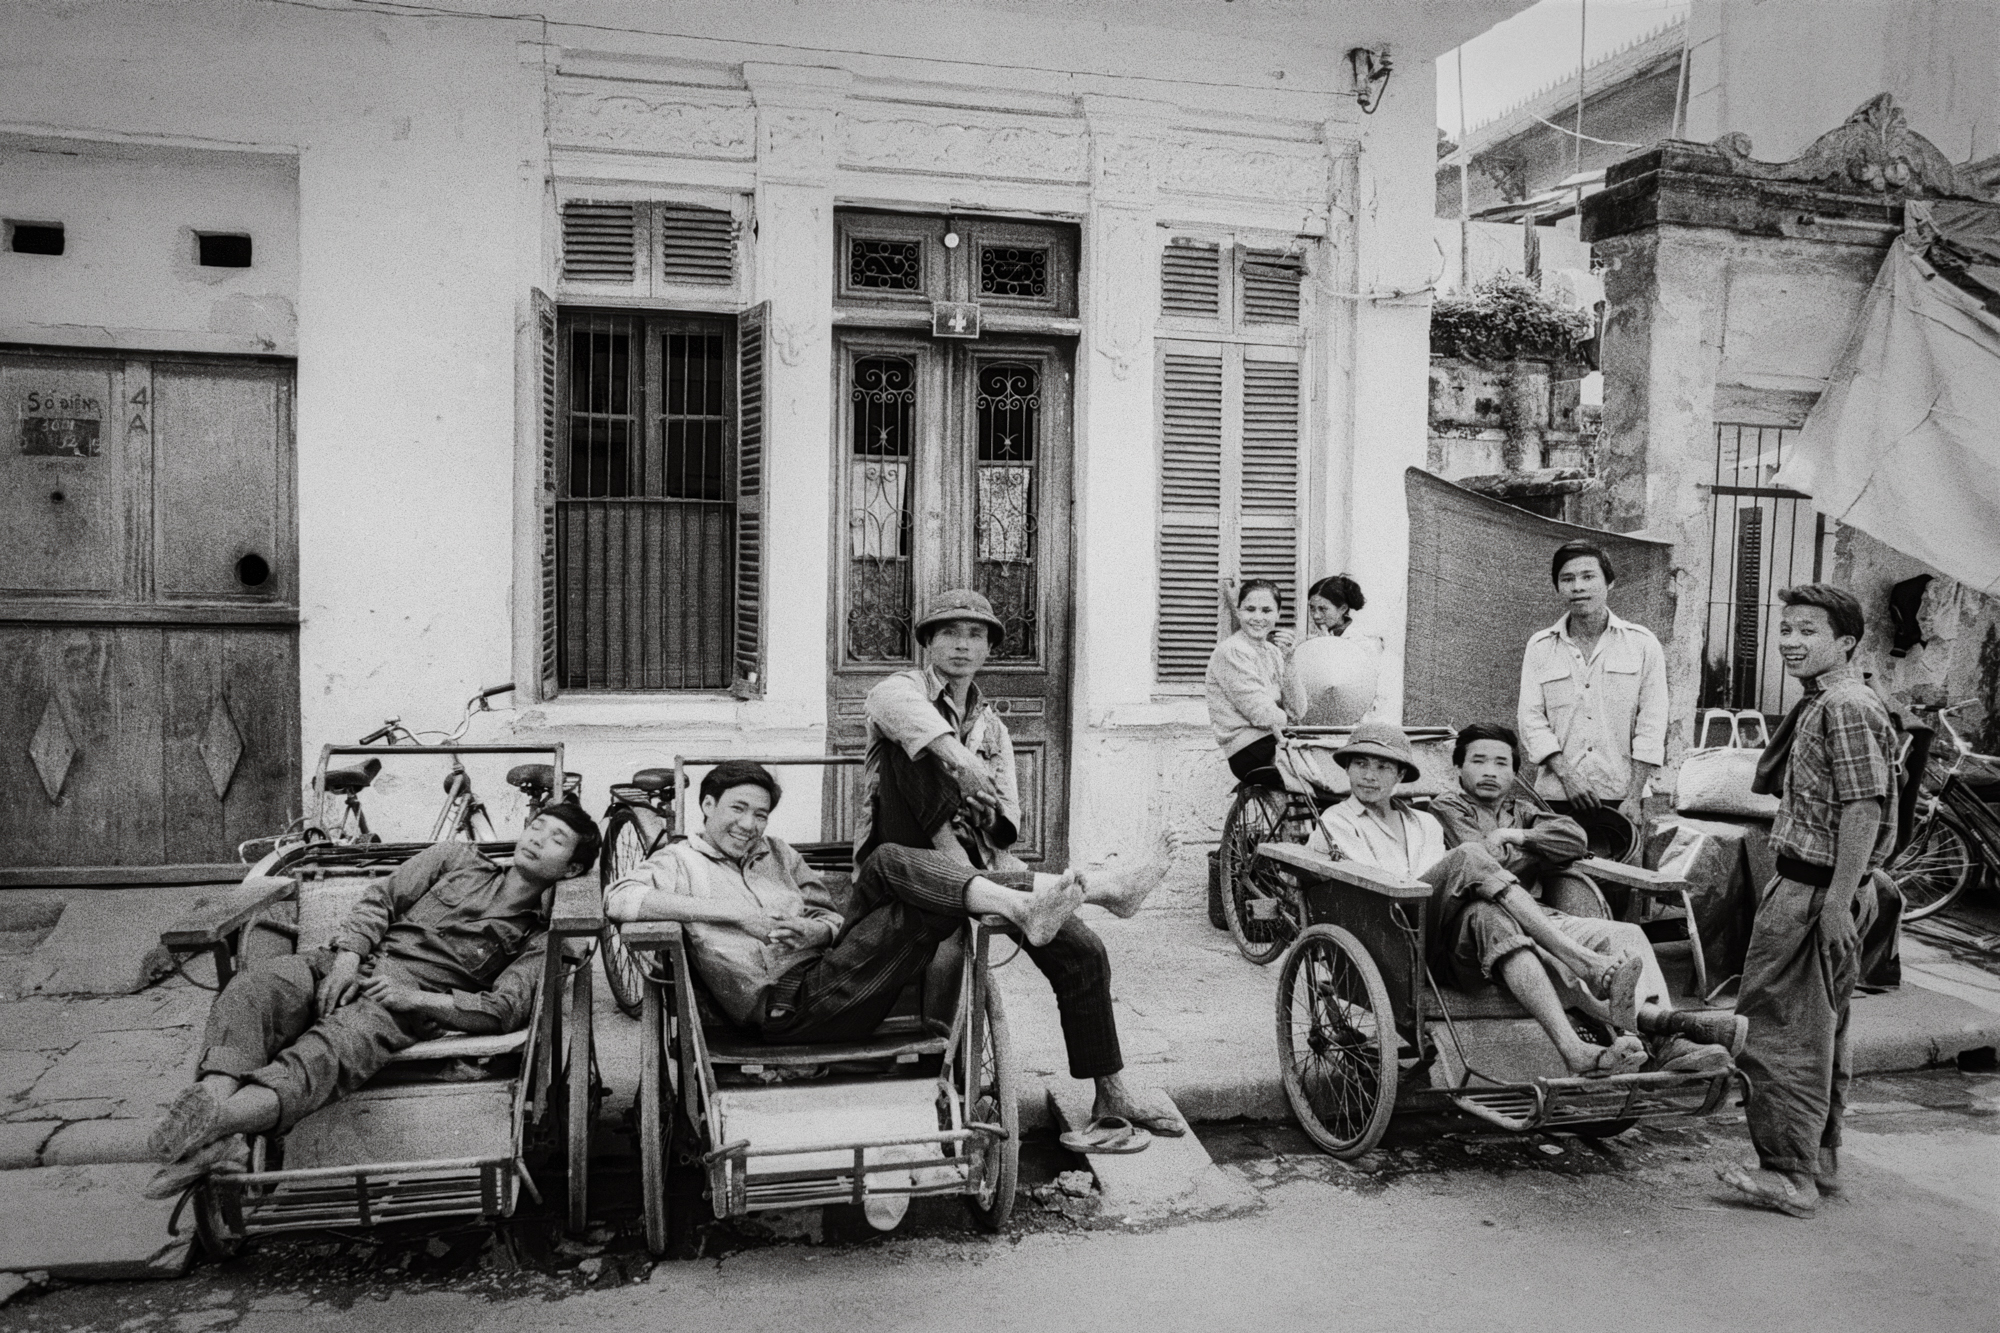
[1018,870,1084,947]
[1081,827,1183,919]
[1563,1032,1646,1076]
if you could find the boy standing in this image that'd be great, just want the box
[1719,585,1896,1217]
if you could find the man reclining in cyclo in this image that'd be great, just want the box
[606,590,1182,1156]
[1308,721,1743,1076]
[143,804,603,1198]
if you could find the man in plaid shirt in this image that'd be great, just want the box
[1718,584,1897,1218]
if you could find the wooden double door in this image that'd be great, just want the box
[828,334,1074,866]
[0,348,299,882]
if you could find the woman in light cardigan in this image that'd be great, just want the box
[1204,580,1297,783]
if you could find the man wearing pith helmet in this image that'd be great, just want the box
[858,588,1185,1153]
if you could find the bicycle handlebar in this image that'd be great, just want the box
[358,723,398,745]
[477,681,516,701]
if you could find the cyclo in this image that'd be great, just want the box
[156,722,603,1253]
[1246,732,1739,1158]
[603,755,1018,1257]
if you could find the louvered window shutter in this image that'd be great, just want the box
[532,288,561,698]
[561,201,637,284]
[1238,356,1302,611]
[1161,241,1221,320]
[1240,251,1304,325]
[659,206,736,286]
[1155,349,1225,681]
[732,301,771,699]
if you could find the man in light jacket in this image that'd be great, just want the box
[1518,540,1669,831]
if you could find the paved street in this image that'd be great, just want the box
[5,1065,1994,1333]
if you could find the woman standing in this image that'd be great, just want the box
[1205,580,1296,782]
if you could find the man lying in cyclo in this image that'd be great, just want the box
[143,804,603,1199]
[1309,722,1740,1077]
[606,752,1180,1155]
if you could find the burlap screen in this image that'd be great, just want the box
[1402,467,1675,734]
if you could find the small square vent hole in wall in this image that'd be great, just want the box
[198,233,253,267]
[8,221,65,255]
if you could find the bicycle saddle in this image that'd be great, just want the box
[322,757,382,795]
[507,763,556,792]
[630,767,673,793]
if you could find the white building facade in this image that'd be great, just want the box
[0,0,1521,878]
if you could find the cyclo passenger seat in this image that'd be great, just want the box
[322,757,382,795]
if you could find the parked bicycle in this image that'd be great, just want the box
[596,765,679,1017]
[238,683,578,859]
[1889,700,1997,920]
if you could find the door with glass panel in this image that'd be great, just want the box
[829,336,1074,866]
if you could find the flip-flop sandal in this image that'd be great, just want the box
[1582,1035,1647,1077]
[1593,951,1645,1031]
[147,1084,222,1164]
[1059,1115,1153,1155]
[1716,1163,1818,1218]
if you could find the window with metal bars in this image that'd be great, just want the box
[553,308,740,691]
[1699,423,1828,717]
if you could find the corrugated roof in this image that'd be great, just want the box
[1443,18,1684,167]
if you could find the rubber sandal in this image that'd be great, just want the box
[1582,1034,1647,1077]
[1716,1163,1818,1218]
[1059,1115,1153,1155]
[148,1084,222,1164]
[1593,950,1645,1031]
[1126,1109,1189,1138]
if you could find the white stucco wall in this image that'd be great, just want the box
[3,0,1526,867]
[1684,0,2000,163]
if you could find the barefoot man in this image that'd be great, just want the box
[857,589,1181,1153]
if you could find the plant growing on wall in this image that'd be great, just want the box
[1431,274,1593,364]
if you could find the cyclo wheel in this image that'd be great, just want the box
[963,967,1020,1233]
[1889,804,1982,921]
[1219,786,1312,965]
[598,806,656,1018]
[1275,924,1399,1157]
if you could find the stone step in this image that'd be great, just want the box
[0,1163,191,1279]
[1045,1083,1259,1225]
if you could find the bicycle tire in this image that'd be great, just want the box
[1889,803,1982,921]
[599,806,658,1018]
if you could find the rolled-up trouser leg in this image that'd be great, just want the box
[196,952,323,1080]
[1440,900,1537,990]
[1023,920,1122,1079]
[1736,876,1863,1177]
[237,952,427,1131]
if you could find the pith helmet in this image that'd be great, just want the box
[1334,721,1421,784]
[914,588,1006,650]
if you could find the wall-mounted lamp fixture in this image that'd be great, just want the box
[1347,45,1394,115]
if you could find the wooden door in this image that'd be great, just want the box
[0,349,298,883]
[828,334,1074,865]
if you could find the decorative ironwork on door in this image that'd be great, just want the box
[975,361,1040,661]
[847,357,916,662]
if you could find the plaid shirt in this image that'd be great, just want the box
[1769,664,1899,872]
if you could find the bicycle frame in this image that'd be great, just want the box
[314,742,565,847]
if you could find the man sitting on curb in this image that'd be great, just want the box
[1309,722,1711,1077]
[606,755,1175,1155]
[144,804,602,1198]
[1431,722,1745,1072]
[860,589,1184,1154]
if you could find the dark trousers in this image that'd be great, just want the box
[849,742,1124,1080]
[1737,874,1879,1176]
[198,949,428,1131]
[1227,734,1280,783]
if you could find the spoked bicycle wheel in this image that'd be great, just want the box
[598,806,658,1018]
[1275,924,1399,1157]
[962,970,1019,1233]
[1889,804,1983,921]
[1219,786,1314,964]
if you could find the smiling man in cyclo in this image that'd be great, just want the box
[1309,722,1734,1078]
[144,804,602,1199]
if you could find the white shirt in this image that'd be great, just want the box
[1309,795,1448,879]
[1517,609,1668,803]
